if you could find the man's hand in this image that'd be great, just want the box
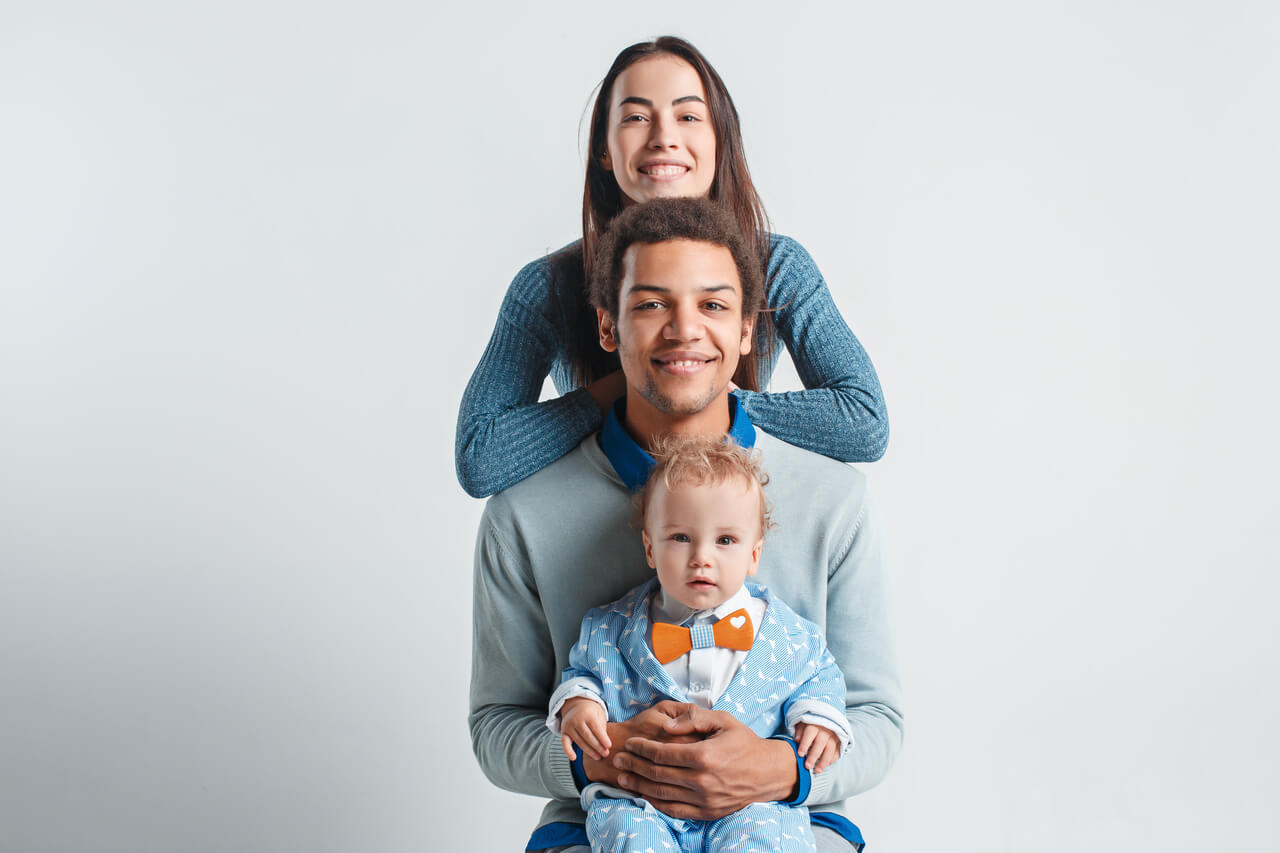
[612,706,799,821]
[794,722,840,773]
[560,697,611,761]
[581,701,700,787]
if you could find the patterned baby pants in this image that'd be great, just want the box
[586,795,815,853]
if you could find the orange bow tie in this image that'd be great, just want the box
[651,608,754,665]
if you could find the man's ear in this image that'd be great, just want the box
[598,308,619,353]
[739,314,756,357]
[642,530,656,569]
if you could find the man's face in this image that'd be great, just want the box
[598,239,753,427]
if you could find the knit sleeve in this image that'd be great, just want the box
[468,507,581,800]
[455,256,603,498]
[803,487,904,805]
[734,236,890,462]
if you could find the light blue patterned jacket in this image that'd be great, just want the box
[557,578,849,741]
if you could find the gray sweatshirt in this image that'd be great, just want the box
[469,424,903,839]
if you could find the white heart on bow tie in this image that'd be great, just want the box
[730,615,746,629]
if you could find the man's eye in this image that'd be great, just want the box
[704,302,728,312]
[636,301,664,311]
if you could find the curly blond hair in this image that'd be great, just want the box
[639,434,774,537]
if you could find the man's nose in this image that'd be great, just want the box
[664,303,704,340]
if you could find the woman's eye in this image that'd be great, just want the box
[622,113,649,123]
[679,113,702,122]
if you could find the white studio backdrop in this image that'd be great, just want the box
[2,1,1278,851]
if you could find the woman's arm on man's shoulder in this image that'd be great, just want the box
[734,235,890,462]
[455,256,603,498]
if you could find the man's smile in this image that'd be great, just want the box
[653,351,716,375]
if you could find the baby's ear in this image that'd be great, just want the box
[748,539,763,574]
[642,530,656,569]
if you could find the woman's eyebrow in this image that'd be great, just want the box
[618,95,706,108]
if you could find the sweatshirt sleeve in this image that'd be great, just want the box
[734,236,890,463]
[468,508,581,800]
[455,257,602,499]
[803,488,904,805]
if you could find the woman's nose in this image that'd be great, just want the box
[647,114,679,149]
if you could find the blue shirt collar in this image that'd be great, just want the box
[598,392,757,492]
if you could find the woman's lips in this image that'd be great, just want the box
[638,163,690,181]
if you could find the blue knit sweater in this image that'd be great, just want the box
[455,235,888,498]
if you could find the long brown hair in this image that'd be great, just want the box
[563,36,775,389]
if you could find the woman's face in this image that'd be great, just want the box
[602,55,717,205]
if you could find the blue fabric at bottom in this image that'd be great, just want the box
[527,813,865,851]
[526,821,588,852]
[810,812,865,851]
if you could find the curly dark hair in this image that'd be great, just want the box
[588,197,765,322]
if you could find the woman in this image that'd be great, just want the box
[456,36,888,498]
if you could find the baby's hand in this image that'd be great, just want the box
[559,697,612,761]
[794,722,841,774]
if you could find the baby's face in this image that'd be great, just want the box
[642,476,764,611]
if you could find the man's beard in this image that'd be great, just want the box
[639,373,722,416]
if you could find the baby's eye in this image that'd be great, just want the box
[716,535,736,546]
[671,533,691,543]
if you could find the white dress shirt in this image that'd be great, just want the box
[648,585,764,710]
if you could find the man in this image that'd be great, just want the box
[470,198,902,852]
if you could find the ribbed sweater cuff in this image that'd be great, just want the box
[803,757,838,806]
[543,731,580,800]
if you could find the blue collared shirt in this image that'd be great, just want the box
[598,392,758,491]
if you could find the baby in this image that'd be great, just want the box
[547,435,852,853]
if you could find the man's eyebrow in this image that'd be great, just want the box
[618,95,707,108]
[627,283,737,295]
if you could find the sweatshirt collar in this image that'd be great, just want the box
[598,392,757,492]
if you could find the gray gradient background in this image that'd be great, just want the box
[2,2,1278,851]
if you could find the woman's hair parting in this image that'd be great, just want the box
[639,434,774,537]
